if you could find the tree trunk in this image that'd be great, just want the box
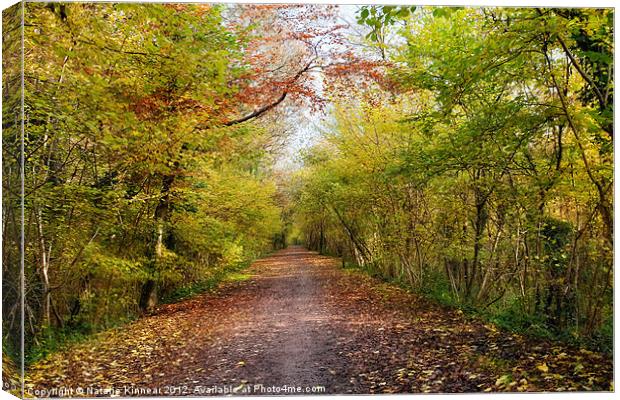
[469,187,488,300]
[37,210,51,326]
[139,174,175,313]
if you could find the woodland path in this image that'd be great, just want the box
[26,246,612,395]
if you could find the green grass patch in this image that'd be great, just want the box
[161,260,252,304]
[224,272,254,282]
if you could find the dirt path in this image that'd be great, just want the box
[186,246,346,394]
[26,246,612,395]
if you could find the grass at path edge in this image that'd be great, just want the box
[23,256,260,367]
[337,258,612,355]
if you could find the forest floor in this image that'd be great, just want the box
[26,246,612,395]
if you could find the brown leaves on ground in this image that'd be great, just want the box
[329,270,612,393]
[25,247,612,395]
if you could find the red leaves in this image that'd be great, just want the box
[129,90,208,122]
[222,5,389,122]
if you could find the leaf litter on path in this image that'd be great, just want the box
[26,247,612,395]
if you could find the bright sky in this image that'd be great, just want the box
[274,4,363,171]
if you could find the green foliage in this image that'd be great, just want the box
[8,3,288,361]
[293,6,613,350]
[487,298,554,340]
[357,5,416,42]
[418,270,459,308]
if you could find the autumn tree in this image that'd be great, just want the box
[292,6,613,348]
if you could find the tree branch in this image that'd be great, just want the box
[535,8,607,111]
[221,58,316,127]
[223,91,288,126]
[556,36,606,110]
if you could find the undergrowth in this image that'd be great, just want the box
[340,260,612,354]
[25,260,255,366]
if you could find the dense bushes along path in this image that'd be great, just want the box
[26,246,611,395]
